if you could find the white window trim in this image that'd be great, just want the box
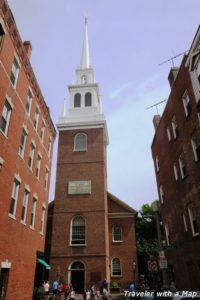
[0,95,14,137]
[111,257,122,277]
[8,177,20,219]
[159,185,164,204]
[191,137,200,162]
[166,127,171,142]
[33,106,40,131]
[179,156,186,179]
[25,89,33,116]
[0,17,7,33]
[74,133,87,151]
[173,164,178,181]
[28,143,36,171]
[171,117,177,139]
[164,224,170,246]
[10,54,21,89]
[182,90,191,117]
[20,188,30,225]
[48,136,52,157]
[70,216,86,246]
[36,154,42,180]
[183,213,188,232]
[188,207,199,237]
[155,156,159,172]
[30,197,37,229]
[18,126,28,159]
[44,168,49,190]
[112,225,123,242]
[40,204,46,235]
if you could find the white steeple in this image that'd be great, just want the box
[80,17,90,69]
[58,18,109,144]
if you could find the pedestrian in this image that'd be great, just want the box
[53,279,59,299]
[96,288,100,300]
[129,282,136,300]
[43,281,50,300]
[70,288,76,300]
[63,282,70,299]
[86,289,90,300]
[102,288,108,300]
[102,279,108,291]
[58,282,64,300]
[90,284,96,300]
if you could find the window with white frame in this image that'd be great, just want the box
[111,258,122,276]
[44,168,49,190]
[155,155,160,172]
[74,133,87,151]
[10,57,20,87]
[164,224,171,245]
[112,225,122,242]
[195,58,200,84]
[0,23,5,48]
[182,91,192,117]
[183,213,188,232]
[36,154,42,179]
[171,116,178,139]
[173,163,178,181]
[47,137,52,157]
[9,178,20,218]
[21,188,30,224]
[0,99,13,136]
[191,132,200,162]
[25,90,32,116]
[30,197,37,228]
[33,107,40,130]
[19,127,28,158]
[166,126,171,142]
[159,185,164,204]
[28,142,35,170]
[40,121,45,143]
[85,92,92,107]
[74,93,81,107]
[40,205,46,234]
[179,154,187,179]
[188,207,199,237]
[71,216,86,245]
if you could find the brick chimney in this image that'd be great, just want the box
[153,115,161,131]
[168,67,179,88]
[23,41,32,59]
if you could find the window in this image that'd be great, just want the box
[74,93,81,107]
[40,205,46,234]
[9,178,20,218]
[171,116,178,139]
[28,142,35,170]
[47,137,52,157]
[36,154,42,179]
[188,207,199,237]
[155,155,159,172]
[112,225,122,242]
[30,197,37,228]
[159,185,164,204]
[182,91,192,117]
[0,23,5,48]
[164,224,171,245]
[74,133,87,151]
[191,132,200,162]
[0,99,12,136]
[21,189,30,224]
[33,107,40,130]
[82,75,87,84]
[44,168,49,190]
[195,59,200,84]
[173,163,178,181]
[183,213,188,232]
[18,127,28,158]
[166,126,171,142]
[111,258,122,276]
[40,121,45,143]
[25,90,32,116]
[179,154,187,179]
[71,216,85,245]
[10,57,20,87]
[85,92,92,107]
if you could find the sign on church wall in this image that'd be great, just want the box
[68,180,91,195]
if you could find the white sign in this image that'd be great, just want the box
[68,181,91,195]
[159,258,168,269]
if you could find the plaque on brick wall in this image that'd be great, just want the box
[68,181,91,195]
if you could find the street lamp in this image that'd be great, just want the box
[132,261,136,282]
[152,201,168,289]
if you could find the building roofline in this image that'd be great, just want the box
[107,191,137,214]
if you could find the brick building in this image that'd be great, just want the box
[151,26,200,290]
[47,19,137,292]
[0,1,56,299]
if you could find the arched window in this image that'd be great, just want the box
[85,92,92,107]
[111,258,122,276]
[74,133,87,151]
[112,225,122,242]
[71,261,85,270]
[74,93,81,107]
[71,216,86,245]
[82,75,87,84]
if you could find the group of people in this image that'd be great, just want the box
[83,279,109,300]
[43,280,74,300]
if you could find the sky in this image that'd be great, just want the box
[8,0,200,211]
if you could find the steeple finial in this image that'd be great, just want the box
[80,16,90,69]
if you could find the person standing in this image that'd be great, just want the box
[70,288,76,300]
[53,279,59,299]
[43,281,50,300]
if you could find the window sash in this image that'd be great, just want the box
[36,156,42,179]
[113,226,122,241]
[30,198,37,227]
[188,207,199,236]
[28,144,35,169]
[173,164,178,181]
[9,179,20,217]
[0,100,12,135]
[10,58,19,86]
[19,128,27,157]
[21,190,29,223]
[26,91,32,115]
[74,133,87,151]
[40,207,46,234]
[112,259,121,276]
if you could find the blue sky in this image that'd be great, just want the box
[8,0,200,210]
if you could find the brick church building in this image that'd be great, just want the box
[47,19,137,292]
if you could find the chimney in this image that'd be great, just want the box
[168,67,179,88]
[153,115,161,131]
[23,41,32,59]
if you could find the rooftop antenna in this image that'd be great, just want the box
[158,50,189,67]
[146,99,167,114]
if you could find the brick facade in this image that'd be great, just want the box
[0,1,56,299]
[151,27,200,290]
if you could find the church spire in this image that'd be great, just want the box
[80,17,90,69]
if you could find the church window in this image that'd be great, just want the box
[82,75,87,84]
[112,225,122,242]
[74,133,87,151]
[111,258,122,276]
[85,92,92,107]
[74,93,81,107]
[71,216,86,245]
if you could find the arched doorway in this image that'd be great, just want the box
[70,261,85,293]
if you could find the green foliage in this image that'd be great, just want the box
[110,282,119,288]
